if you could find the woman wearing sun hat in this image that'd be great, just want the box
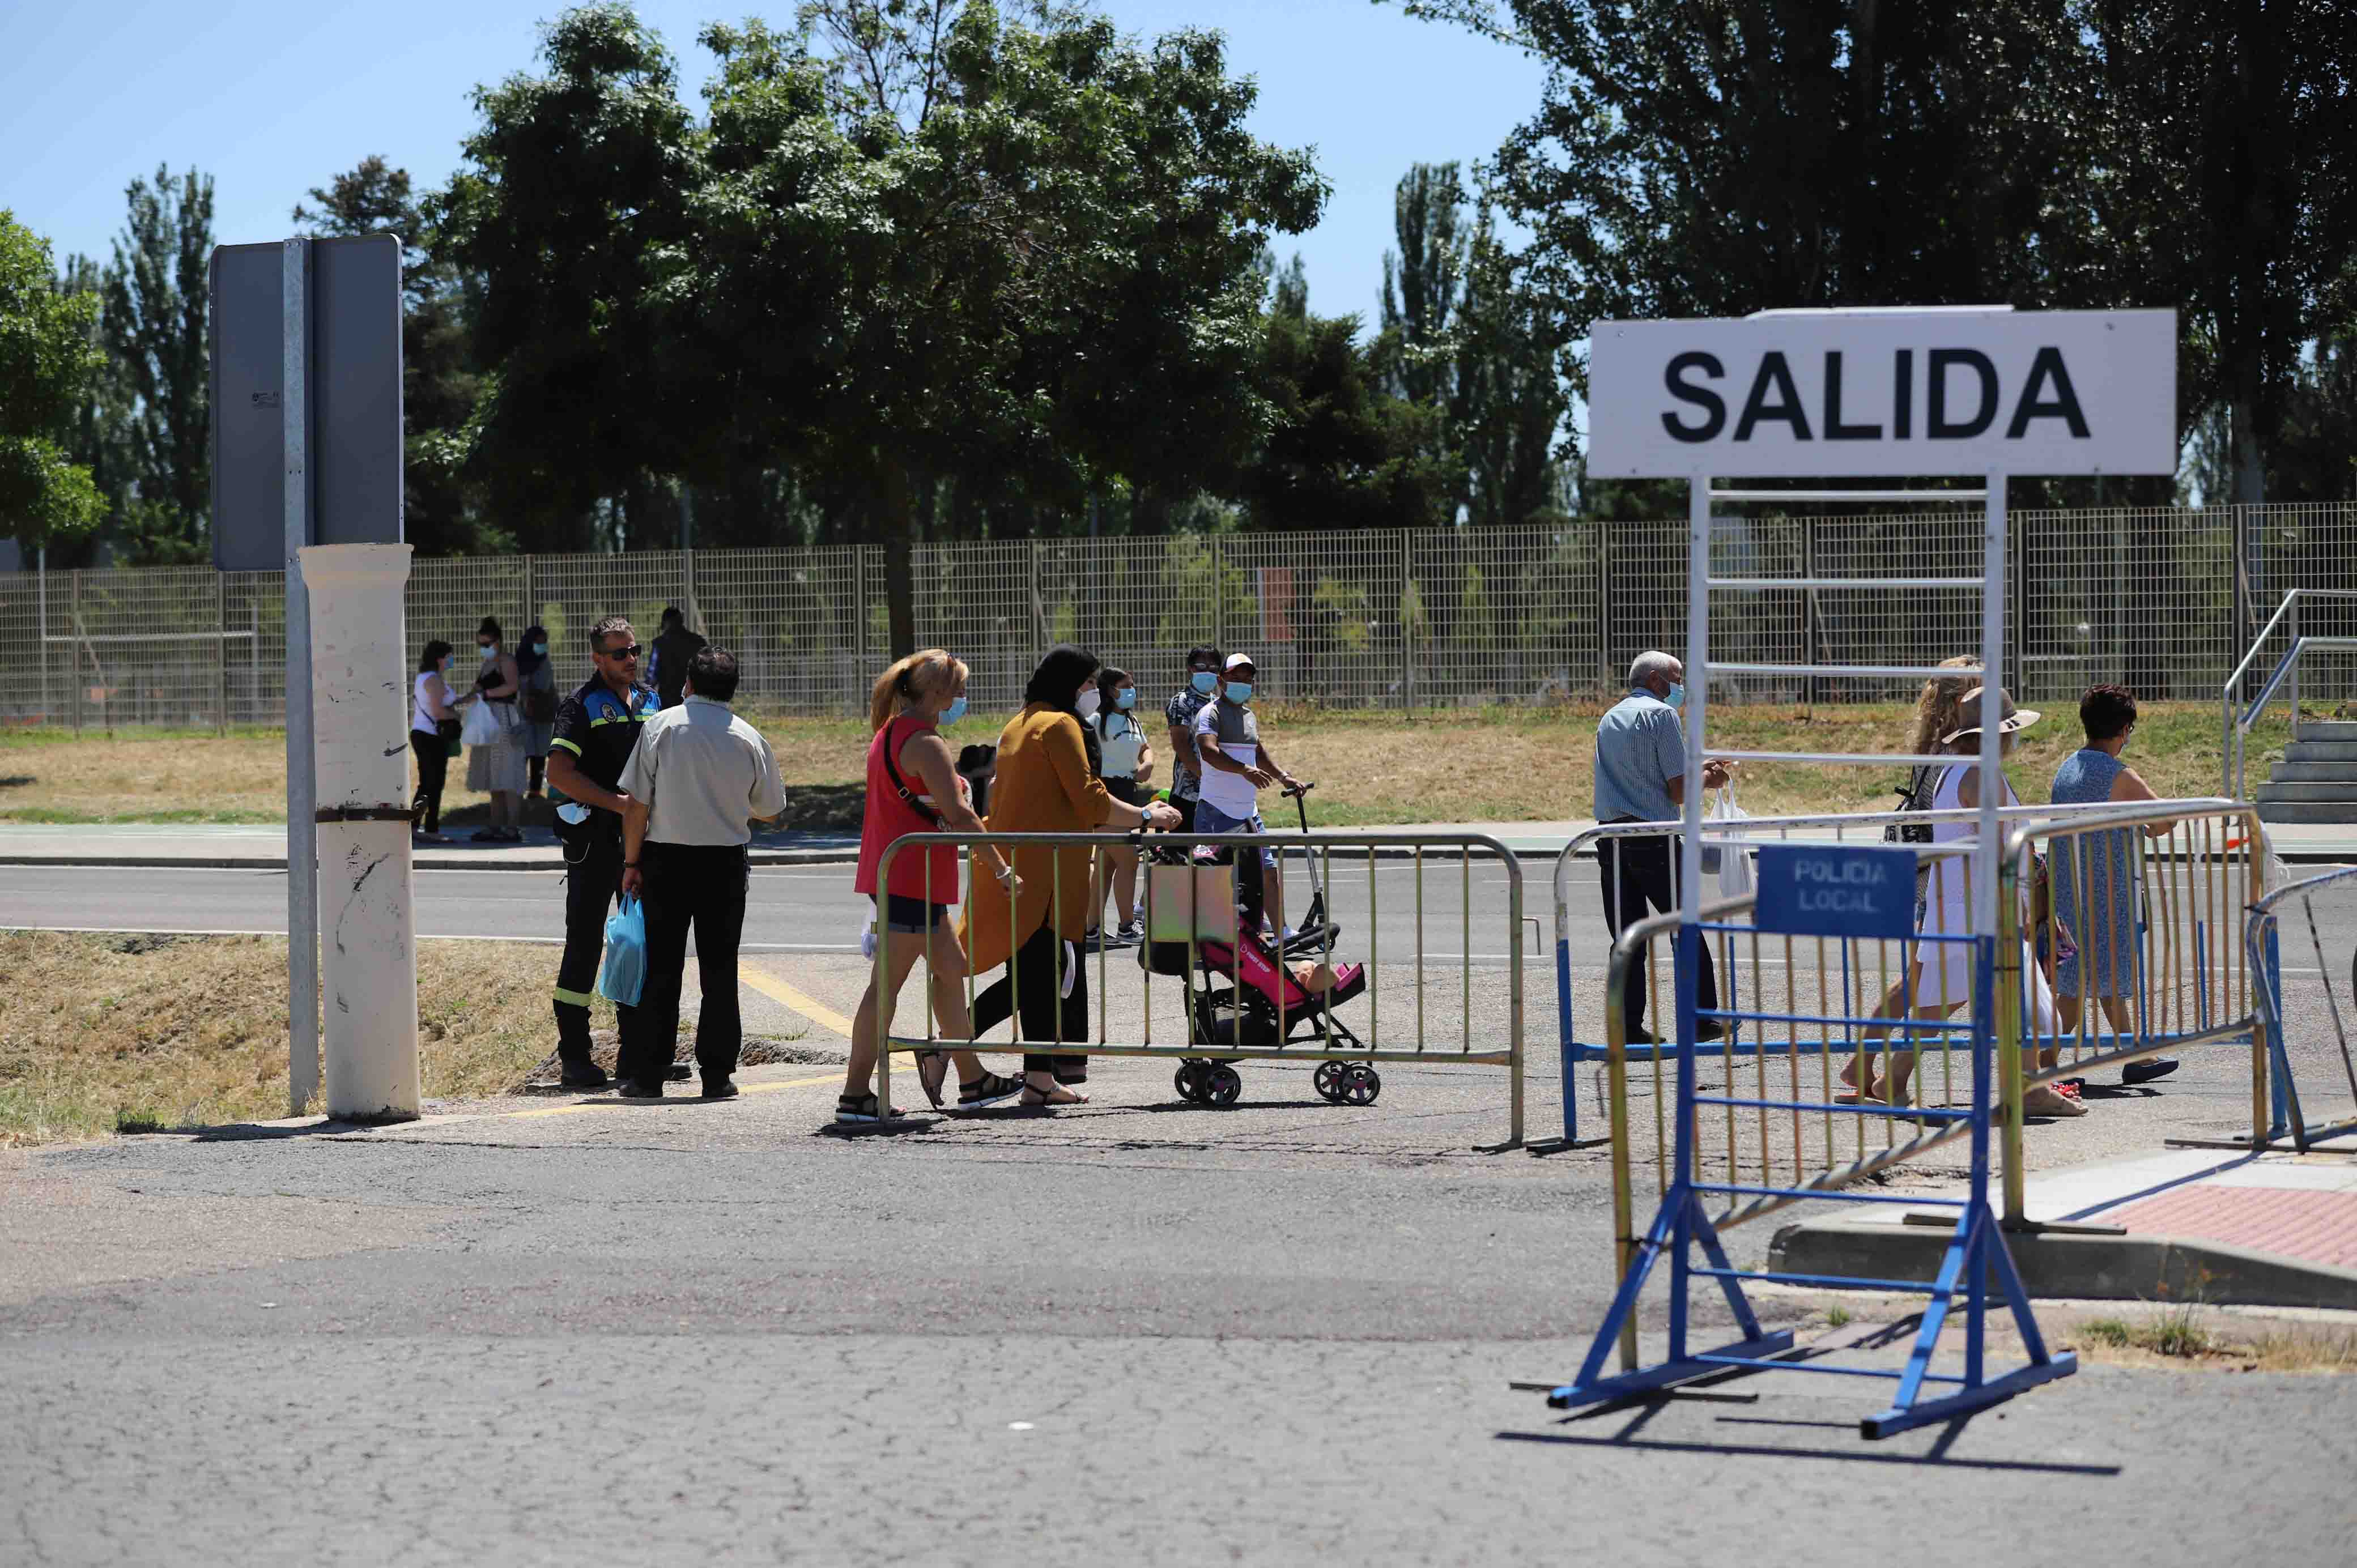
[1866,687,2083,1117]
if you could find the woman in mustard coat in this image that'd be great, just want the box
[962,646,1179,1106]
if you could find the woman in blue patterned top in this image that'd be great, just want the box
[2048,685,2180,1086]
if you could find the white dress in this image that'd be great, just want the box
[1911,763,2057,1031]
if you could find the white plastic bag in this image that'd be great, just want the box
[1709,783,1754,901]
[460,698,503,747]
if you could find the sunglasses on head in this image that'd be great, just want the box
[599,642,643,659]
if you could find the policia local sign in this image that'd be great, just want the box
[1586,308,2177,478]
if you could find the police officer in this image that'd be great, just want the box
[543,614,666,1088]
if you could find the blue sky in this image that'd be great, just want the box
[1,0,1547,331]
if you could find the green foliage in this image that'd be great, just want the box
[0,213,107,549]
[1244,308,1454,530]
[99,166,215,563]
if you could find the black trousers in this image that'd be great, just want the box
[620,841,748,1088]
[554,825,635,1065]
[410,730,448,834]
[971,919,1089,1080]
[1597,830,1718,1039]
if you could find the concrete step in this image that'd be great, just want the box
[2257,800,2357,825]
[2256,782,2357,804]
[2294,720,2357,743]
[2268,762,2357,784]
[2283,741,2357,764]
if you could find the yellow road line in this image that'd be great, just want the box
[740,964,857,1038]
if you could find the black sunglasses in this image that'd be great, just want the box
[598,642,643,660]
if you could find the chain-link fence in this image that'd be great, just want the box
[3,503,2346,730]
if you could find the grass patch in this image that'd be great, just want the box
[1824,1304,1853,1328]
[0,931,624,1146]
[2060,1306,2357,1372]
[0,699,2275,828]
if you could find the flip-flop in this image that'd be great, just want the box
[913,1049,950,1110]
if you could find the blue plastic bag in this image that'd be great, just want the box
[597,895,647,1007]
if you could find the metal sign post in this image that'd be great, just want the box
[283,237,319,1114]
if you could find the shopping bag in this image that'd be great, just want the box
[1709,783,1754,901]
[460,698,504,747]
[1145,861,1237,944]
[597,895,648,1007]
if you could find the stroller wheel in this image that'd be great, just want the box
[1206,1063,1243,1107]
[1313,1060,1350,1103]
[1174,1062,1207,1102]
[1342,1064,1381,1106]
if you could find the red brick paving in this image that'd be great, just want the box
[2100,1186,2357,1269]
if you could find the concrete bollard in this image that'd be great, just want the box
[300,542,420,1122]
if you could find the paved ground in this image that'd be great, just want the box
[7,1052,2357,1565]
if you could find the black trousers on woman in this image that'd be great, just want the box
[969,918,1090,1081]
[409,729,448,833]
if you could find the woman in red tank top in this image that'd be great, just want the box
[844,649,1024,1123]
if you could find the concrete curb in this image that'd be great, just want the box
[0,843,1563,873]
[1769,1216,2357,1311]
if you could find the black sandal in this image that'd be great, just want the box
[958,1070,1023,1109]
[1020,1081,1088,1107]
[914,1049,951,1110]
[834,1093,903,1124]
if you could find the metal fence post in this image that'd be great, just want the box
[1212,534,1225,657]
[853,543,868,714]
[1596,521,1613,693]
[682,544,699,638]
[522,553,535,637]
[1399,527,1415,710]
[69,569,82,738]
[216,569,229,735]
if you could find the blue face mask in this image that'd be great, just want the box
[1114,688,1136,711]
[1191,670,1218,696]
[531,642,547,656]
[1225,680,1253,702]
[941,696,968,726]
[1663,681,1685,710]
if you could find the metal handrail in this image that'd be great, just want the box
[2219,587,2357,795]
[2228,637,2357,797]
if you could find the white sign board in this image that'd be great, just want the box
[1586,308,2177,479]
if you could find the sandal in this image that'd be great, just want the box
[834,1092,904,1124]
[2022,1084,2088,1119]
[914,1049,950,1110]
[1020,1081,1088,1107]
[958,1070,1023,1109]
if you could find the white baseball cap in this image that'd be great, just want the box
[1224,652,1256,672]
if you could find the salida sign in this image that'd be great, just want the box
[1586,308,2177,479]
[1752,844,1918,941]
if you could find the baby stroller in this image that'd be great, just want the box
[1138,785,1376,1107]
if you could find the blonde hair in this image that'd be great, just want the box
[1910,655,1983,755]
[869,649,969,732]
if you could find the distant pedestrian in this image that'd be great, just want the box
[410,639,458,842]
[1192,652,1306,940]
[618,647,786,1100]
[461,616,526,842]
[648,606,709,711]
[1593,650,1728,1045]
[2049,684,2179,1085]
[1164,645,1222,832]
[516,623,558,799]
[1084,666,1154,947]
[543,616,661,1090]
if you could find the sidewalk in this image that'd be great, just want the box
[1773,1142,2357,1309]
[4,816,2355,871]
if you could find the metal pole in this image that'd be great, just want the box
[853,544,867,714]
[1976,472,2005,941]
[2291,591,2301,726]
[215,569,229,736]
[1399,527,1414,711]
[37,547,51,728]
[1681,475,1708,921]
[1596,520,1613,693]
[70,570,80,738]
[284,235,321,1118]
[1212,535,1224,655]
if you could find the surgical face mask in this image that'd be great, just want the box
[1663,681,1685,710]
[1191,670,1218,696]
[941,695,969,726]
[1076,689,1102,719]
[479,645,496,661]
[1115,688,1136,711]
[1225,680,1253,702]
[531,641,547,656]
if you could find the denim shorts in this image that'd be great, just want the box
[882,894,953,934]
[1192,800,1277,870]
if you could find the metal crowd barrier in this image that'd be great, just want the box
[2244,863,2357,1152]
[1548,800,2233,1146]
[869,829,1526,1145]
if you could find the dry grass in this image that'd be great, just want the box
[0,931,623,1146]
[2065,1309,2357,1373]
[0,700,2277,828]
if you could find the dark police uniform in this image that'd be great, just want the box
[548,674,660,1067]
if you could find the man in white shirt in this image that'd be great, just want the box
[1192,651,1307,939]
[616,647,787,1098]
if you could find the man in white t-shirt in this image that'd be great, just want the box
[1192,652,1307,938]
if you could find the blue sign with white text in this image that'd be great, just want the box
[1753,843,1917,941]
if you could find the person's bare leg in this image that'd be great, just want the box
[845,934,925,1098]
[922,926,991,1083]
[1881,1004,1959,1105]
[1840,974,1914,1096]
[2048,994,2085,1072]
[1111,846,1139,928]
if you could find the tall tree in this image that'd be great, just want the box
[433,5,705,549]
[52,250,135,560]
[100,165,215,562]
[1376,161,1467,416]
[293,156,499,553]
[0,214,107,551]
[1241,309,1454,531]
[1454,199,1567,530]
[696,2,1324,653]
